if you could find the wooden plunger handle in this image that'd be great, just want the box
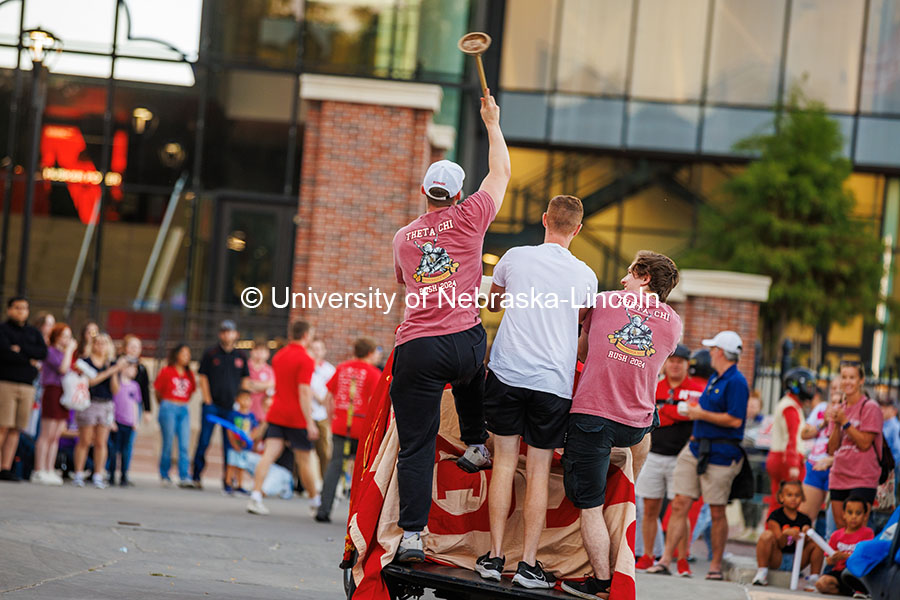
[475,54,488,97]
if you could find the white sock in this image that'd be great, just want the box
[74,471,84,480]
[756,567,768,579]
[251,490,262,502]
[402,530,421,539]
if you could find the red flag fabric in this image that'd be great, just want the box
[343,352,636,600]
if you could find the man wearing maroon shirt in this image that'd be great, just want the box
[390,92,510,563]
[634,344,705,576]
[247,321,320,516]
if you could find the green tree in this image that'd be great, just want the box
[682,91,885,364]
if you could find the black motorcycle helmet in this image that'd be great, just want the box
[783,367,818,401]
[689,348,715,380]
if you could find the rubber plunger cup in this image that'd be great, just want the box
[458,32,492,97]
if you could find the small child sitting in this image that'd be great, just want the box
[225,389,262,494]
[753,480,815,586]
[811,495,874,597]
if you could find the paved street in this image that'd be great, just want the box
[1,472,828,600]
[0,473,349,599]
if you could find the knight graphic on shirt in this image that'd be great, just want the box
[608,308,656,356]
[413,236,459,283]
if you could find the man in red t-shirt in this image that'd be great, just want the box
[247,321,319,516]
[390,92,510,562]
[314,338,382,523]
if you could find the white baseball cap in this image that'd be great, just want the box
[422,160,465,200]
[702,330,743,355]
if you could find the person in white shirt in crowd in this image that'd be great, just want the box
[310,339,336,482]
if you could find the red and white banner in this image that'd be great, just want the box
[343,352,636,600]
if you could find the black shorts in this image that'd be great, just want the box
[830,487,877,504]
[562,412,657,509]
[265,423,313,451]
[823,568,867,596]
[483,369,571,449]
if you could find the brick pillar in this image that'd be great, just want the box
[669,270,772,382]
[292,75,443,361]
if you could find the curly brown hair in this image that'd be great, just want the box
[631,251,679,302]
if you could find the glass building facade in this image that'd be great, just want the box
[491,0,900,374]
[1,0,899,370]
[0,0,488,345]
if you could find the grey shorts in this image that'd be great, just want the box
[76,400,114,427]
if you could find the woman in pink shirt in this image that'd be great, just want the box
[826,361,884,528]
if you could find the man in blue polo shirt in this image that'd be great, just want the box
[192,320,251,490]
[647,330,748,581]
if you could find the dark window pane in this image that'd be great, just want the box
[550,95,623,147]
[855,117,900,166]
[203,70,292,193]
[499,92,548,141]
[626,102,700,152]
[114,81,197,189]
[701,107,773,155]
[210,0,302,69]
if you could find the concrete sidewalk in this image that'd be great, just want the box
[1,473,834,600]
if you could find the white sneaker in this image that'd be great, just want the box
[752,571,768,586]
[72,473,86,487]
[92,474,108,489]
[457,445,492,473]
[395,532,425,563]
[46,470,64,486]
[30,470,47,484]
[247,498,270,515]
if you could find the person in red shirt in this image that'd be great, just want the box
[766,368,817,514]
[247,321,319,516]
[811,495,874,595]
[314,338,382,523]
[154,343,196,486]
[634,344,705,576]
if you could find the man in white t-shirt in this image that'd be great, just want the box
[474,195,597,589]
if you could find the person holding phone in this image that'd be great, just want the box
[826,361,884,529]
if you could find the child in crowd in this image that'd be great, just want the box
[753,480,816,586]
[225,389,261,493]
[812,495,874,596]
[109,362,142,486]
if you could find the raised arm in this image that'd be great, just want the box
[477,91,511,214]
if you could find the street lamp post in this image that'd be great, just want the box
[16,28,60,297]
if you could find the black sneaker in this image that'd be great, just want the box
[314,513,331,523]
[0,469,21,482]
[474,553,504,582]
[513,561,557,589]
[561,576,611,599]
[120,477,134,487]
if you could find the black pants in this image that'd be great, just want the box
[318,434,358,518]
[390,325,489,531]
[107,423,134,480]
